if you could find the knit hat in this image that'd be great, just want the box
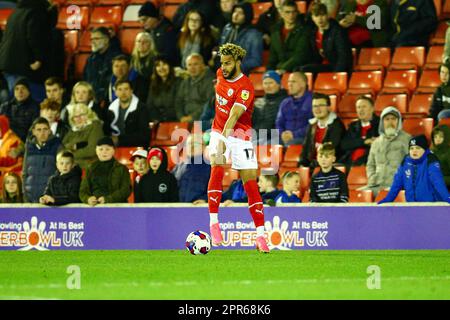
[97,136,115,147]
[409,134,428,150]
[14,77,30,91]
[130,148,148,161]
[263,70,281,84]
[138,1,159,18]
[147,148,163,161]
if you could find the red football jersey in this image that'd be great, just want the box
[212,68,255,140]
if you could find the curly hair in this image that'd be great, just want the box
[218,43,246,61]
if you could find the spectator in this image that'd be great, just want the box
[378,135,450,203]
[45,77,69,109]
[79,136,131,206]
[253,70,288,145]
[0,114,23,174]
[258,173,282,204]
[340,95,380,166]
[172,134,211,204]
[365,106,411,195]
[175,53,215,123]
[105,79,150,148]
[267,0,310,73]
[337,0,390,48]
[83,27,122,104]
[310,142,349,203]
[256,0,283,48]
[1,172,24,203]
[146,56,181,124]
[301,2,353,74]
[431,125,450,189]
[219,2,263,74]
[275,171,301,203]
[62,103,104,170]
[199,96,216,130]
[131,32,158,102]
[0,72,8,104]
[429,62,450,123]
[222,179,247,206]
[178,10,217,69]
[275,72,313,146]
[216,0,238,31]
[138,1,179,64]
[0,78,39,143]
[0,0,58,101]
[130,149,149,197]
[172,0,222,31]
[390,0,438,47]
[23,117,61,203]
[299,92,346,170]
[106,55,138,103]
[63,81,104,123]
[134,147,179,203]
[39,99,68,140]
[39,150,82,206]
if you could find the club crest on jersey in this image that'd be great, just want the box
[241,90,250,101]
[216,93,228,106]
[227,88,234,96]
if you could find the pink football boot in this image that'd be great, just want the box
[256,236,270,253]
[210,223,223,246]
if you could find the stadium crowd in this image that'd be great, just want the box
[0,0,449,205]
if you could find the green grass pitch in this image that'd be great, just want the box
[1,250,450,300]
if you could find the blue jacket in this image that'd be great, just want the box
[222,179,247,203]
[275,92,313,141]
[379,150,450,203]
[220,24,263,74]
[275,190,301,204]
[172,156,211,203]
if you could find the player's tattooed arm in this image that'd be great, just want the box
[221,104,246,139]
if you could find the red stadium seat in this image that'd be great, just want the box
[161,145,182,171]
[381,70,417,95]
[375,190,406,203]
[347,166,368,190]
[74,53,90,80]
[408,93,433,117]
[257,145,283,169]
[78,30,92,52]
[163,4,179,21]
[251,2,272,24]
[389,46,425,71]
[115,147,137,168]
[153,122,190,146]
[66,0,98,6]
[313,72,348,96]
[122,4,143,28]
[430,21,448,45]
[118,28,140,54]
[298,166,310,194]
[297,1,307,14]
[0,8,14,30]
[223,168,239,189]
[337,93,371,116]
[374,93,408,114]
[99,0,129,5]
[57,5,90,30]
[435,0,442,18]
[64,30,79,54]
[403,118,434,141]
[356,47,391,70]
[348,71,383,95]
[249,73,264,96]
[88,6,123,30]
[282,144,302,167]
[424,46,444,70]
[443,0,450,19]
[349,189,373,203]
[417,69,441,93]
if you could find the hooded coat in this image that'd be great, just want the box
[428,64,450,122]
[431,124,450,187]
[378,149,450,203]
[0,115,23,172]
[42,165,82,205]
[366,107,411,190]
[134,147,179,203]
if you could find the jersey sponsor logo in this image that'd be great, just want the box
[227,88,234,96]
[241,90,250,101]
[159,183,168,193]
[216,93,228,106]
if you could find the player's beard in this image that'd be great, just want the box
[223,65,237,80]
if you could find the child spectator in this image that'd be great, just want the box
[23,117,61,203]
[431,125,450,189]
[130,148,149,185]
[310,142,349,203]
[0,114,23,174]
[275,171,301,204]
[39,150,82,205]
[258,174,282,205]
[378,135,450,204]
[79,137,131,206]
[1,172,24,203]
[40,98,68,140]
[134,147,179,203]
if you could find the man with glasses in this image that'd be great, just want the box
[83,27,122,105]
[267,0,310,74]
[299,92,346,170]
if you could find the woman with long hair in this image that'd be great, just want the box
[1,172,24,203]
[63,81,104,123]
[177,10,217,68]
[146,56,181,123]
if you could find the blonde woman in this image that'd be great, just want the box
[62,103,104,169]
[131,32,158,102]
[62,81,104,123]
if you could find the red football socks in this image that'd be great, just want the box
[208,166,224,215]
[244,180,265,228]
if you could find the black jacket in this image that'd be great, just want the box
[310,167,349,203]
[105,98,150,148]
[134,147,179,203]
[0,0,57,82]
[148,17,179,65]
[340,115,380,165]
[43,165,82,205]
[306,19,353,72]
[0,96,39,142]
[429,84,450,123]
